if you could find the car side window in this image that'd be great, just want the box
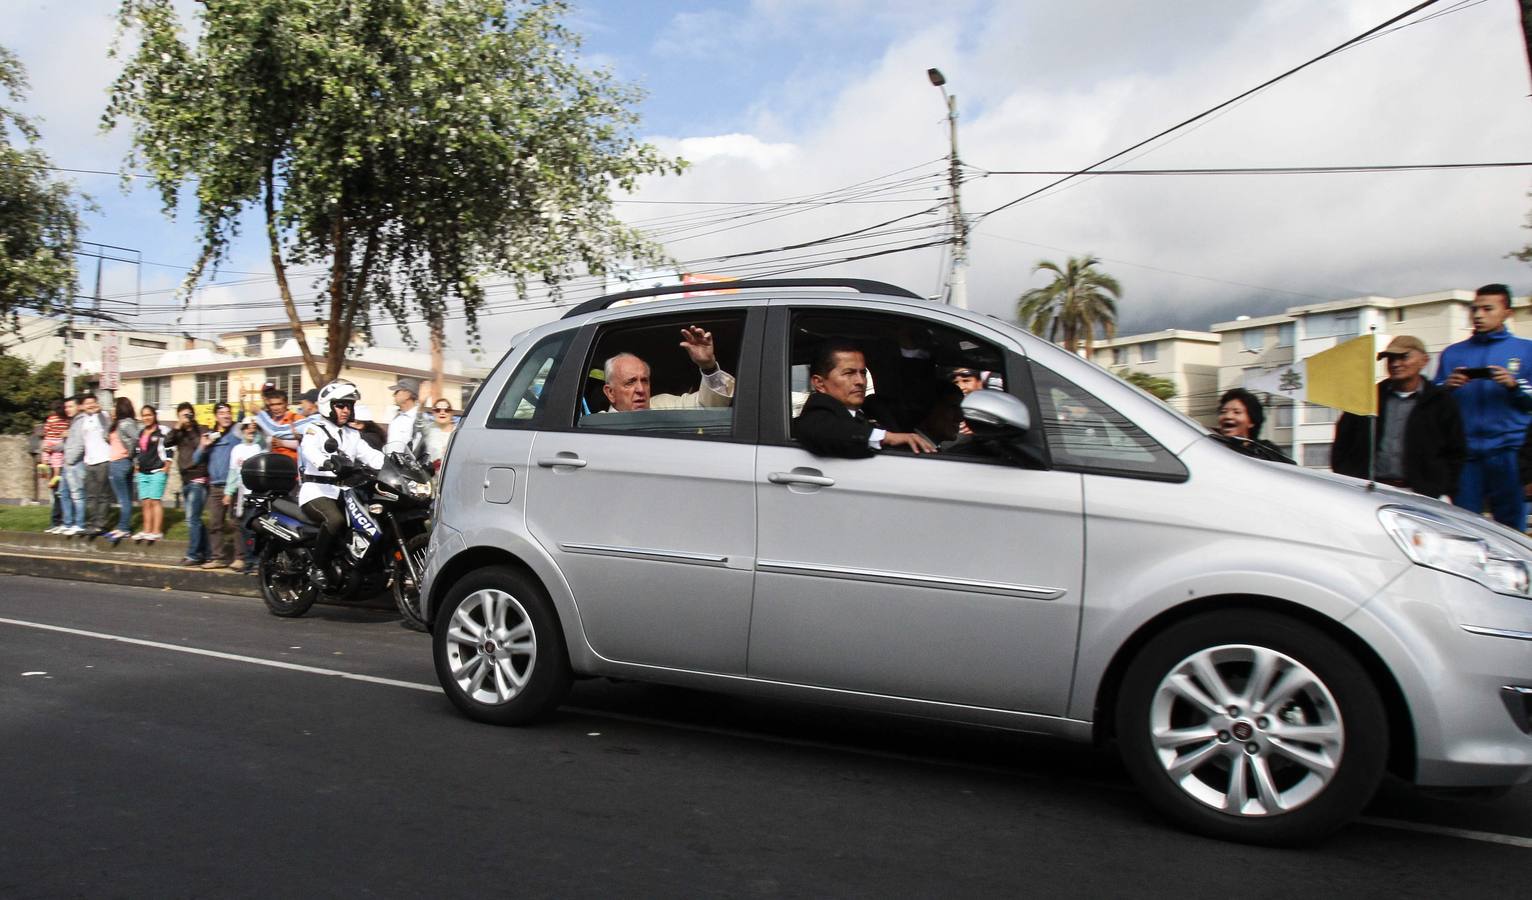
[786,310,1012,460]
[575,311,748,439]
[1029,363,1186,480]
[487,332,572,428]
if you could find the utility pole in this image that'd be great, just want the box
[928,68,968,310]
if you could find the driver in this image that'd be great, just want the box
[601,325,735,412]
[299,380,386,590]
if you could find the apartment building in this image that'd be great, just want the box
[1088,329,1221,425]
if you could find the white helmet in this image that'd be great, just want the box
[317,380,361,419]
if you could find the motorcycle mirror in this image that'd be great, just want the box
[324,439,339,453]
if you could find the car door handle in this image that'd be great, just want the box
[537,455,587,469]
[768,471,835,487]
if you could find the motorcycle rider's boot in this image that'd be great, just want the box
[307,562,336,592]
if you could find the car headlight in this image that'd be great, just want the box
[405,479,433,499]
[1379,506,1532,597]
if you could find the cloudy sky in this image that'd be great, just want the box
[5,0,1532,365]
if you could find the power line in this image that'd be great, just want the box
[973,161,1532,176]
[975,0,1445,224]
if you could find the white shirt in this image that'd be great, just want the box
[80,414,112,465]
[388,406,422,447]
[298,420,386,506]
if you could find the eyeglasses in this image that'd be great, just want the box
[434,407,452,413]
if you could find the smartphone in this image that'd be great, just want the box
[1462,367,1494,379]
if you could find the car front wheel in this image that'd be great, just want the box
[432,565,571,725]
[1115,610,1387,845]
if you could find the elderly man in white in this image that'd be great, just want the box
[602,325,735,412]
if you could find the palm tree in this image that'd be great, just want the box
[1118,369,1176,401]
[1016,256,1121,354]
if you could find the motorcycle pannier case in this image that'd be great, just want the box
[241,452,298,494]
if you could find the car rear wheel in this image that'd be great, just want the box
[1115,610,1387,845]
[432,565,571,725]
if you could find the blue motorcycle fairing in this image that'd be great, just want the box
[344,490,382,543]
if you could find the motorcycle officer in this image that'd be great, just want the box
[300,380,385,590]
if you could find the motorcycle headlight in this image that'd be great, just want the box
[405,479,433,500]
[1379,506,1532,597]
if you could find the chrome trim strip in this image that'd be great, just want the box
[756,559,1065,600]
[1462,624,1532,642]
[559,542,729,566]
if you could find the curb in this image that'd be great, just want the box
[0,530,393,610]
[0,549,263,598]
[1,529,191,564]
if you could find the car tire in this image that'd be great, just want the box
[432,565,571,725]
[1115,610,1387,845]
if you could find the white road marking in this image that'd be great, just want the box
[4,614,1530,850]
[1358,817,1532,848]
[0,617,438,693]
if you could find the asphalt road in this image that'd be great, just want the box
[1,574,1528,898]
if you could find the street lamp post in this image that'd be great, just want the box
[927,67,968,310]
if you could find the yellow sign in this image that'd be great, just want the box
[1305,334,1378,417]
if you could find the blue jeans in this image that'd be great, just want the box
[1453,447,1527,532]
[183,481,211,562]
[63,462,86,529]
[109,458,135,532]
[50,475,64,527]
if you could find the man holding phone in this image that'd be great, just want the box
[1435,283,1532,529]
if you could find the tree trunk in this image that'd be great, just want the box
[429,315,445,407]
[323,216,350,383]
[265,165,324,387]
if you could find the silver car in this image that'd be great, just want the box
[421,278,1532,844]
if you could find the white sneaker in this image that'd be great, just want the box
[45,526,62,534]
[61,526,82,536]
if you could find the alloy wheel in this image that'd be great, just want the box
[443,588,538,705]
[1148,643,1344,816]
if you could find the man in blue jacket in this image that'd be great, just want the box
[1434,283,1532,530]
[193,402,245,568]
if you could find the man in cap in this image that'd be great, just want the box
[292,388,323,438]
[387,377,426,448]
[1333,335,1465,498]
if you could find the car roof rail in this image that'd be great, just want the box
[559,277,923,319]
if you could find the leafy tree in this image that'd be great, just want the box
[0,357,63,434]
[1116,368,1176,401]
[107,0,683,385]
[0,47,80,325]
[1016,255,1121,354]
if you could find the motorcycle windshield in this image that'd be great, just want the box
[379,452,431,492]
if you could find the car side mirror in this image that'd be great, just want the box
[961,390,1031,435]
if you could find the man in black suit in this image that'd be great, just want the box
[793,340,936,458]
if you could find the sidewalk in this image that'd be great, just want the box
[0,530,391,610]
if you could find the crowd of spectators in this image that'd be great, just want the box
[28,380,460,573]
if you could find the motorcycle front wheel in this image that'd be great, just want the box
[391,532,430,632]
[260,543,318,618]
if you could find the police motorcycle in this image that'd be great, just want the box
[240,435,434,628]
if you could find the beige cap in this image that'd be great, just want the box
[1378,335,1427,358]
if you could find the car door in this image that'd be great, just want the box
[523,307,762,675]
[749,305,1086,716]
